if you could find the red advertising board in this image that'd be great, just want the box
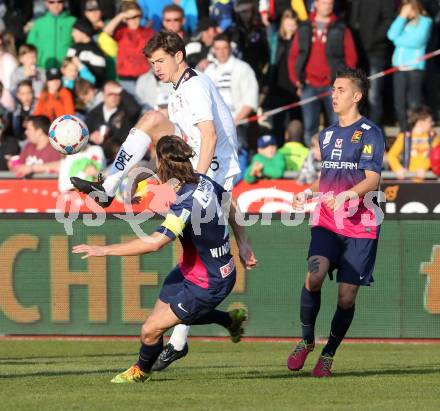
[0,179,309,214]
[233,179,312,213]
[0,179,150,213]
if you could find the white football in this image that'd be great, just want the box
[48,115,89,155]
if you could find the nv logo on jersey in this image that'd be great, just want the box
[361,144,374,160]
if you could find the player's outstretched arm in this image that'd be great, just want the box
[228,199,258,270]
[195,120,217,174]
[72,232,172,259]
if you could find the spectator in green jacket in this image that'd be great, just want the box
[244,134,286,183]
[27,0,76,69]
[278,119,309,171]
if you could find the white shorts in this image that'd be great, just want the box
[173,124,237,192]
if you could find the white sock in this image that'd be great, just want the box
[168,324,190,350]
[102,128,152,196]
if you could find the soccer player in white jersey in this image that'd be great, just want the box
[71,30,257,370]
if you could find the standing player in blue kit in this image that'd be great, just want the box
[287,68,385,377]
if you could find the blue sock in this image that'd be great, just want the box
[322,305,355,357]
[137,336,163,372]
[300,286,321,344]
[191,310,232,328]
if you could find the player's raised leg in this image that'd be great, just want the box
[71,110,175,206]
[287,255,329,371]
[312,283,358,378]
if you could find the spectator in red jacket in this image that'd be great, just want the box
[288,0,357,146]
[103,2,154,96]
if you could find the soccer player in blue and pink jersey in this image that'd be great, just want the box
[73,136,247,383]
[286,68,385,377]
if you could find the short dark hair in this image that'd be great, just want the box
[16,79,33,92]
[156,135,199,185]
[335,67,369,106]
[162,4,184,17]
[28,115,51,135]
[213,32,230,44]
[75,78,96,96]
[18,43,37,56]
[144,30,186,60]
[408,105,433,128]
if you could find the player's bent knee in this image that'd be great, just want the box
[306,279,324,293]
[141,323,162,345]
[338,295,355,310]
[136,110,167,133]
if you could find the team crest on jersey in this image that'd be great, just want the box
[351,130,363,143]
[335,138,343,148]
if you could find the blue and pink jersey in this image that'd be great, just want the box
[156,174,235,290]
[313,117,385,239]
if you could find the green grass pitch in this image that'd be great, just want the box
[0,340,439,411]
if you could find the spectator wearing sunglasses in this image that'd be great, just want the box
[84,80,141,149]
[162,4,190,43]
[103,2,154,96]
[27,0,76,69]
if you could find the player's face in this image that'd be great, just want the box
[213,40,231,64]
[331,78,361,115]
[148,49,181,83]
[45,0,64,16]
[162,11,184,33]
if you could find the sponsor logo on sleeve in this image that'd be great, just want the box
[220,257,235,278]
[361,144,374,160]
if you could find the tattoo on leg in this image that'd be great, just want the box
[308,258,320,274]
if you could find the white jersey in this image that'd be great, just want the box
[168,68,240,189]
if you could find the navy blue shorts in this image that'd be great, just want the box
[308,226,379,286]
[159,266,236,324]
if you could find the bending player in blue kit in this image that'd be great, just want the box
[73,136,246,383]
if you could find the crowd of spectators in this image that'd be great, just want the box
[0,0,440,192]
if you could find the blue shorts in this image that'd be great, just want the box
[159,266,236,324]
[308,226,379,286]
